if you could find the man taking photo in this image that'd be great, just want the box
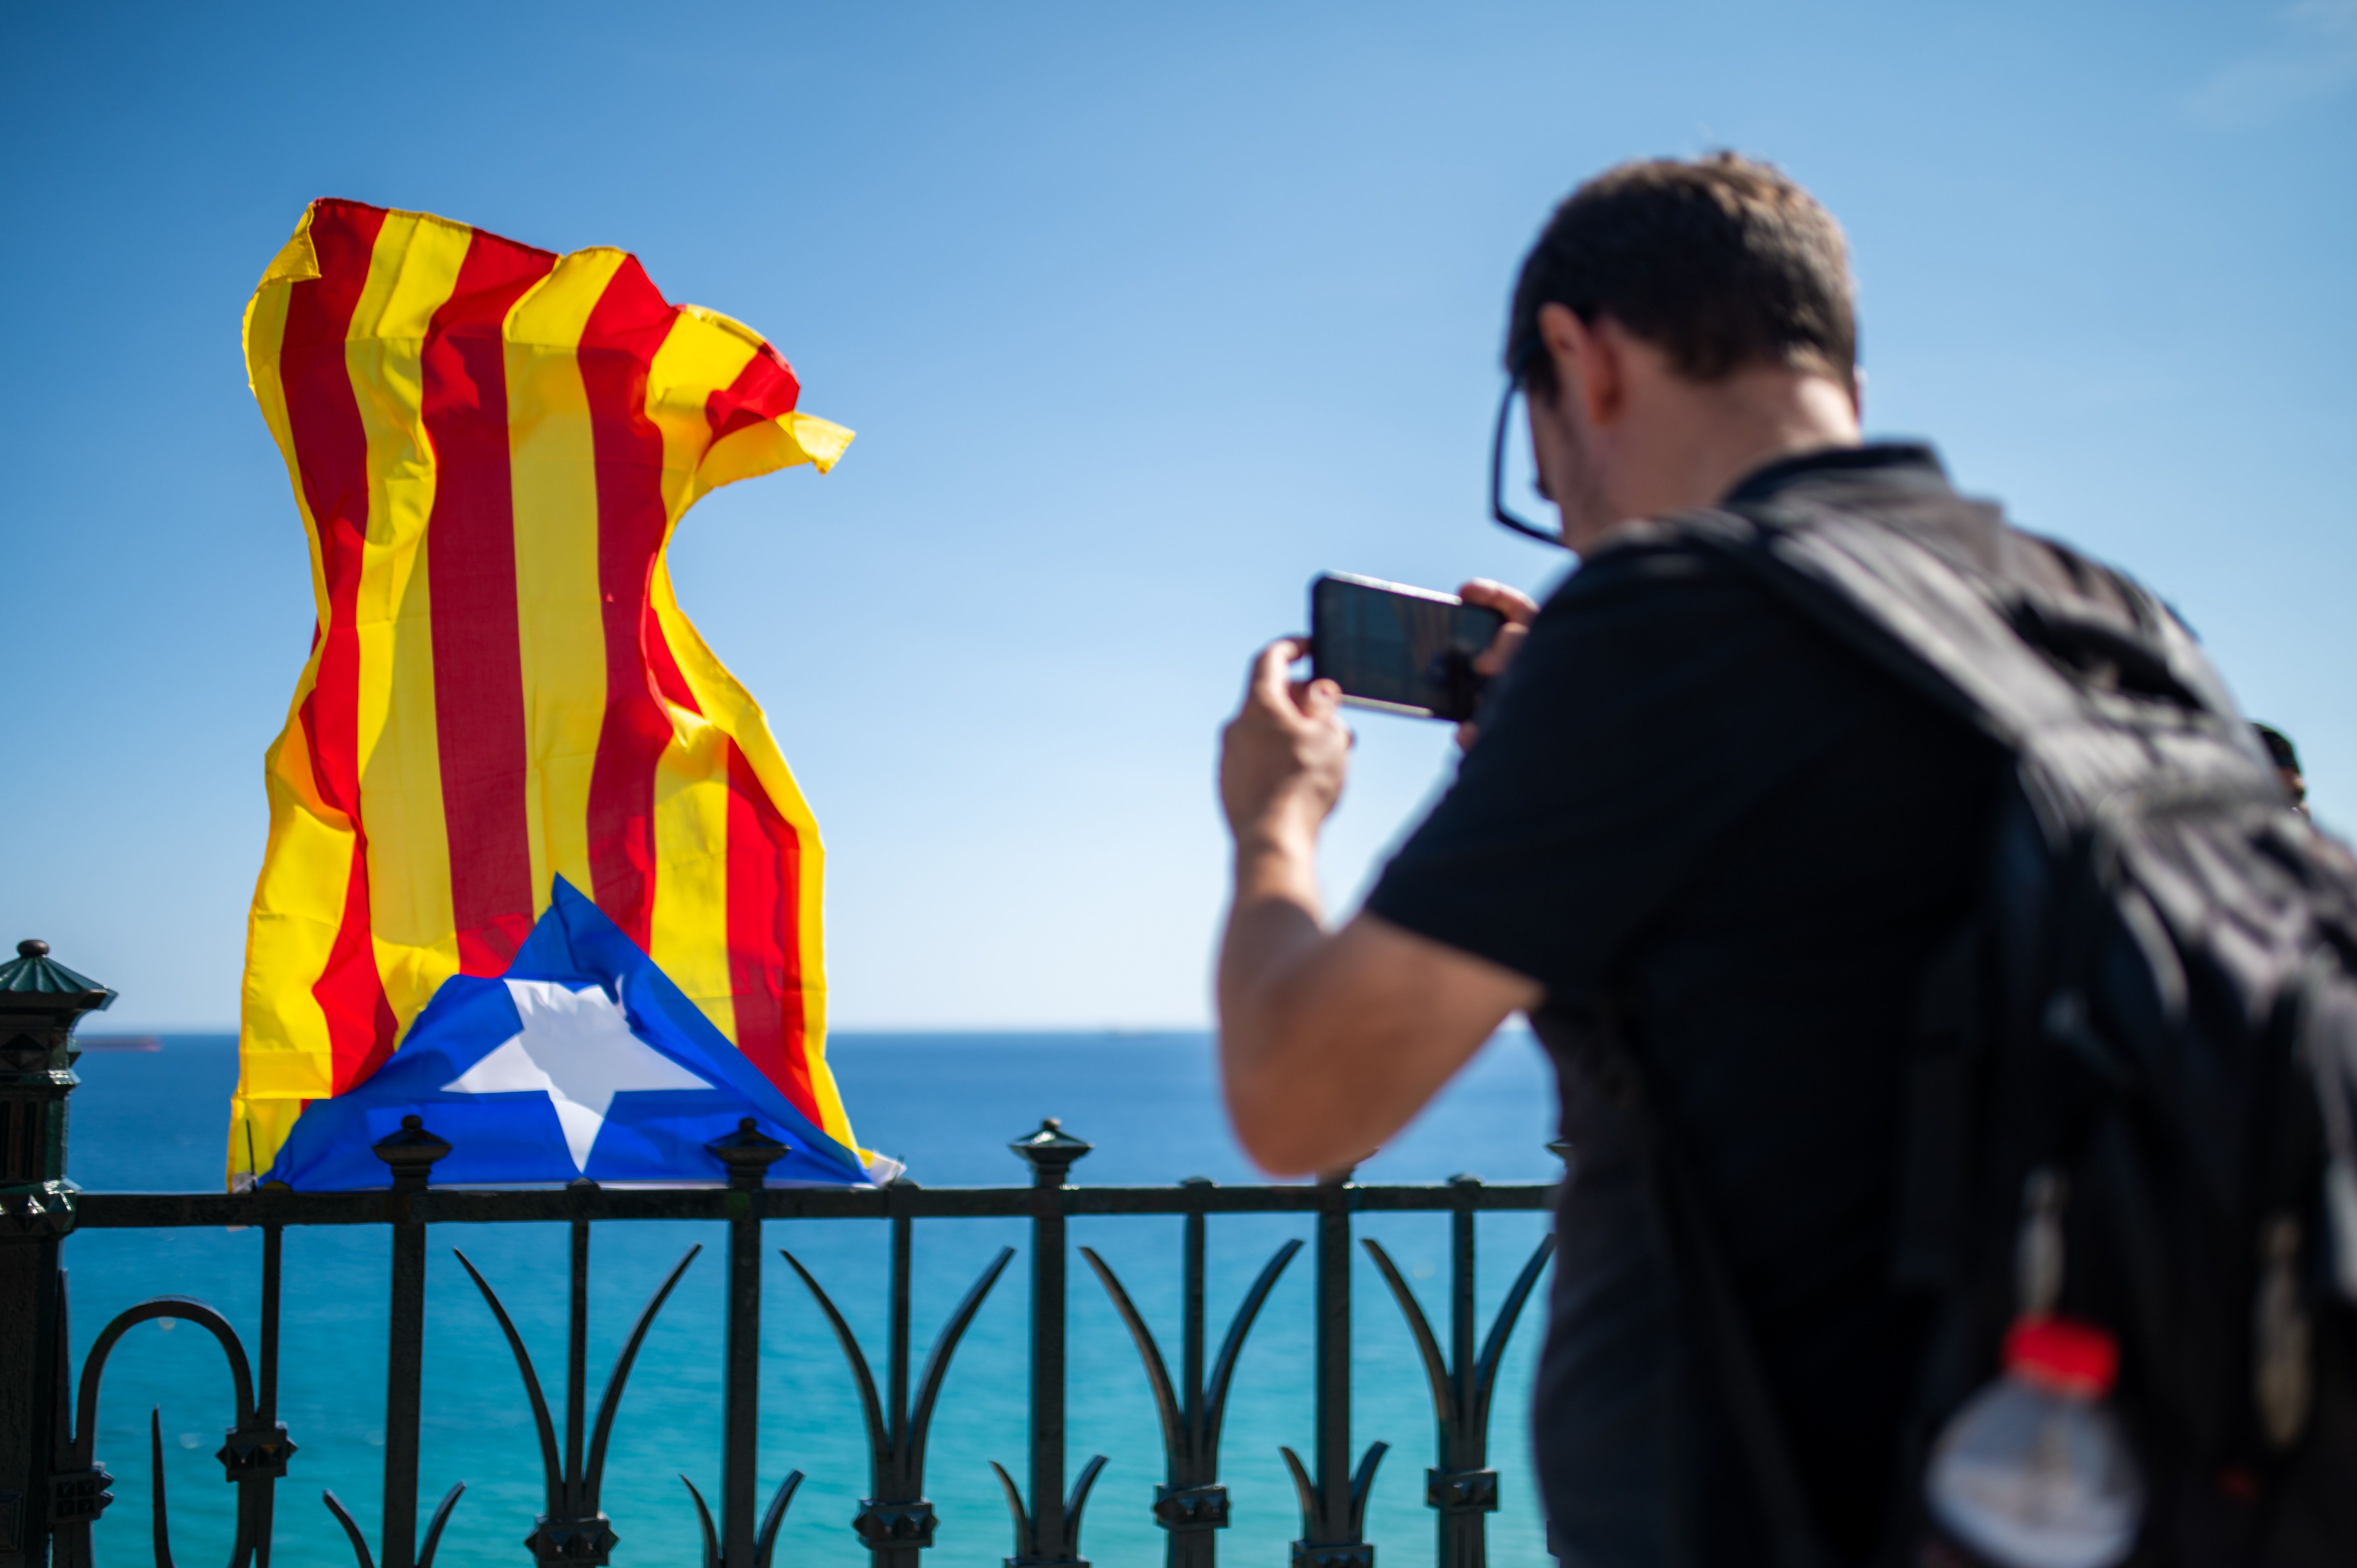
[1215,154,2006,1562]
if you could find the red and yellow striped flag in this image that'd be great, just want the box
[230,198,857,1188]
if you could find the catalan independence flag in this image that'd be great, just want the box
[230,198,866,1189]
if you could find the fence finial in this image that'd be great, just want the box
[1009,1118,1093,1188]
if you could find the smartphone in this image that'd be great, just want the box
[1309,573,1507,722]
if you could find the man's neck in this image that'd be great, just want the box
[1606,369,1861,528]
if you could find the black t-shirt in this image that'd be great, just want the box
[1366,445,2003,1564]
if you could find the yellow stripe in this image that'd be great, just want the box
[646,305,764,519]
[232,689,353,1181]
[699,410,854,494]
[661,305,853,499]
[505,248,629,916]
[648,713,738,1041]
[639,310,762,1040]
[231,217,345,1186]
[343,213,468,1030]
[648,561,852,1150]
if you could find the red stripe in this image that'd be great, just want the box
[577,258,681,949]
[421,229,557,973]
[702,340,801,445]
[723,738,818,1120]
[278,199,399,1085]
[646,584,815,1111]
[320,838,399,1092]
[649,612,818,1116]
[643,600,701,713]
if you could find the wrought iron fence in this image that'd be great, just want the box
[1,944,1558,1568]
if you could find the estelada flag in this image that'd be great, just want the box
[230,198,870,1189]
[262,880,880,1189]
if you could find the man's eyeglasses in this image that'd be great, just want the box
[1489,339,1565,548]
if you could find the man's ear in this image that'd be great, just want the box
[1539,302,1620,429]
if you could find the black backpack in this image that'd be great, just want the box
[1635,474,2357,1567]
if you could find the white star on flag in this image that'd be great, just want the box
[442,980,712,1172]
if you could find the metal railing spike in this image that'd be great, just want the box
[147,1407,175,1568]
[755,1469,803,1568]
[681,1474,720,1568]
[1081,1216,1302,1566]
[986,1458,1029,1536]
[449,1249,562,1504]
[582,1243,702,1501]
[780,1225,1013,1562]
[415,1483,464,1568]
[683,1467,797,1568]
[322,1490,375,1568]
[1362,1184,1556,1568]
[904,1245,1016,1483]
[455,1232,701,1562]
[321,1481,460,1568]
[1203,1238,1304,1460]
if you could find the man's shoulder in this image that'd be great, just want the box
[1543,521,1747,603]
[1530,519,1782,644]
[1730,463,2165,634]
[1502,522,1836,709]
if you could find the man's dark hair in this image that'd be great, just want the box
[2255,722,2302,774]
[1507,152,1858,399]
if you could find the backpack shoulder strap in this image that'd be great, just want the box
[1669,494,2268,830]
[1664,503,2033,745]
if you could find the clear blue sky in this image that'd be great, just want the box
[6,1,2352,1030]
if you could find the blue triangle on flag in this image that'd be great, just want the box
[261,878,872,1190]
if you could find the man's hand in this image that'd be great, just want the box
[1215,635,1542,1178]
[1219,638,1352,847]
[1455,579,1540,750]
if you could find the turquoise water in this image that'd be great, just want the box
[62,1031,1559,1566]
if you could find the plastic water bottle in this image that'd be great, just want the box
[1924,1316,2143,1568]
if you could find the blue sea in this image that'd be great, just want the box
[62,1031,1560,1566]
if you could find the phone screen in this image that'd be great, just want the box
[1310,573,1506,722]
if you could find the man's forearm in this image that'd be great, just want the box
[1216,817,1331,1088]
[1219,821,1325,1006]
[1216,823,1347,1173]
[1216,823,1536,1177]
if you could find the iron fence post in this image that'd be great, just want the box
[1440,1188,1482,1568]
[863,1198,933,1568]
[0,940,112,1568]
[890,1203,911,1472]
[251,1221,286,1568]
[1280,1168,1383,1568]
[995,1119,1105,1568]
[708,1118,785,1568]
[373,1115,450,1568]
[1316,1174,1348,1547]
[567,1197,590,1517]
[1173,1194,1215,1568]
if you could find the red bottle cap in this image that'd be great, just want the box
[2003,1315,2119,1397]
